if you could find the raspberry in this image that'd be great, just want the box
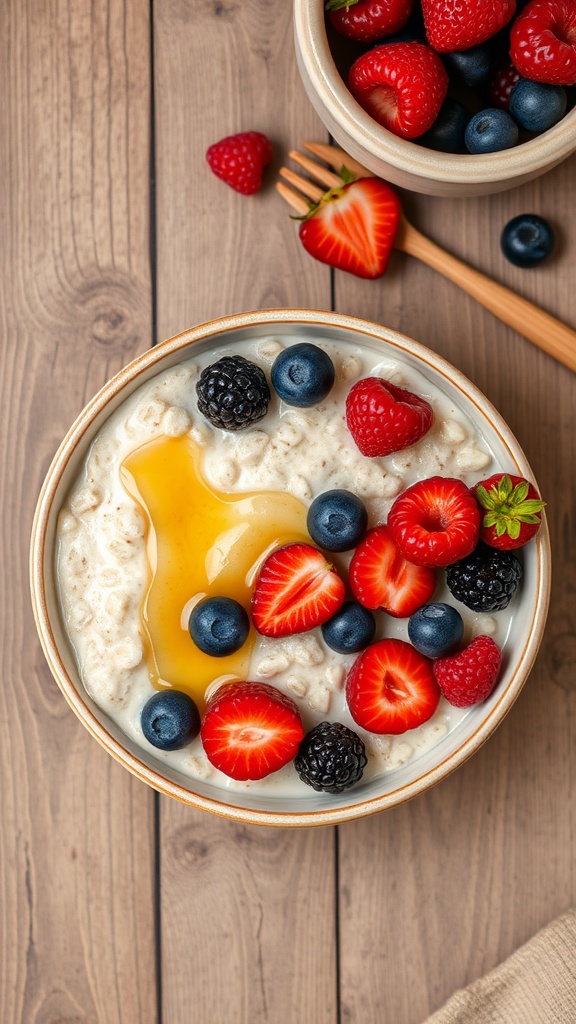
[433,636,502,708]
[510,0,576,85]
[206,131,273,195]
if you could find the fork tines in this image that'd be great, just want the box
[276,141,374,213]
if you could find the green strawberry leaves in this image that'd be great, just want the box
[475,474,546,540]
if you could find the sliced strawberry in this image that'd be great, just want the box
[422,0,516,53]
[345,376,434,457]
[326,0,414,44]
[349,525,437,617]
[201,681,304,781]
[388,476,481,567]
[346,639,440,734]
[472,473,545,550]
[298,177,401,280]
[252,543,346,638]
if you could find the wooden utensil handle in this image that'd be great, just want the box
[400,222,576,373]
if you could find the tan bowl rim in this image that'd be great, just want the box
[294,0,576,185]
[30,308,551,827]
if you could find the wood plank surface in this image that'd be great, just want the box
[0,1,157,1020]
[153,2,337,1023]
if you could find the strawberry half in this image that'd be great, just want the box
[298,177,401,280]
[346,639,440,734]
[422,0,516,53]
[349,525,437,617]
[326,0,414,44]
[346,376,434,457]
[252,543,346,638]
[472,473,546,550]
[201,681,304,781]
[388,476,481,567]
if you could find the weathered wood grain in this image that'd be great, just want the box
[0,1,156,1020]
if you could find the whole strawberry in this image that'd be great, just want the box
[206,131,273,195]
[348,41,449,139]
[473,473,546,550]
[326,0,414,44]
[345,377,433,456]
[433,635,502,707]
[510,0,576,85]
[422,0,517,53]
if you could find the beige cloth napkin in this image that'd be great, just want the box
[424,909,576,1024]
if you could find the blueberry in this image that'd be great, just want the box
[501,213,555,268]
[465,109,519,154]
[189,596,250,656]
[443,42,500,89]
[141,690,201,751]
[307,489,368,552]
[419,99,470,154]
[509,80,567,133]
[408,603,464,659]
[271,343,335,407]
[322,601,376,654]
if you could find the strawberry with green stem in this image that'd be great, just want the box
[472,473,546,550]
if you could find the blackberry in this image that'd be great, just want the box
[196,355,270,431]
[446,543,522,612]
[295,722,367,794]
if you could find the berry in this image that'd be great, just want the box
[509,78,567,131]
[346,638,440,734]
[443,40,502,88]
[349,525,437,617]
[418,98,470,152]
[473,473,546,547]
[387,476,481,568]
[196,354,270,431]
[348,41,449,139]
[465,108,519,153]
[206,131,272,195]
[321,601,376,654]
[141,690,201,751]
[446,542,522,611]
[510,0,576,86]
[307,489,368,552]
[295,722,368,793]
[490,60,523,109]
[500,214,555,267]
[326,0,414,44]
[252,543,346,638]
[433,635,502,707]
[200,681,304,781]
[407,602,464,658]
[345,377,433,457]
[188,596,250,657]
[271,343,335,407]
[422,0,516,52]
[298,177,401,279]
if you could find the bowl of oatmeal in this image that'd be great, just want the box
[30,309,550,826]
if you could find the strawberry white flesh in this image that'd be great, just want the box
[252,543,346,638]
[346,638,440,734]
[349,525,437,617]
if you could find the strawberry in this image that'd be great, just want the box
[346,639,440,734]
[349,525,437,617]
[252,543,345,638]
[298,177,400,279]
[433,635,502,708]
[348,41,449,139]
[490,60,523,109]
[326,0,414,44]
[206,131,273,195]
[345,377,434,457]
[422,0,517,53]
[510,0,576,85]
[472,473,546,550]
[200,681,304,780]
[388,476,481,567]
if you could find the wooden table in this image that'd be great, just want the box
[3,2,575,1021]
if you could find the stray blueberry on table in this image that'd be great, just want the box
[501,214,555,268]
[322,601,376,654]
[141,690,201,751]
[465,109,519,154]
[189,596,250,656]
[307,488,368,552]
[295,721,367,793]
[196,354,270,431]
[509,80,567,133]
[271,343,335,407]
[408,602,464,658]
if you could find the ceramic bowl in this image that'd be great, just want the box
[294,0,576,197]
[30,309,550,826]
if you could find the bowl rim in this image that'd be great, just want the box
[294,0,576,185]
[30,308,551,827]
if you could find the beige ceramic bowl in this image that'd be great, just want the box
[294,0,576,197]
[30,309,550,826]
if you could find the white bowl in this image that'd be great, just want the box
[294,0,576,197]
[30,309,550,826]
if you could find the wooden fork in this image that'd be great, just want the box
[277,141,576,374]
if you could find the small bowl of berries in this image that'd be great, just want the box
[294,0,576,195]
[31,309,550,825]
